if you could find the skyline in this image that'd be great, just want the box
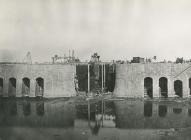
[0,49,189,63]
[0,0,191,62]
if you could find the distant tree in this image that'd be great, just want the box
[147,58,152,63]
[176,57,184,63]
[153,56,157,60]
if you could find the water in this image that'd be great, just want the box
[1,98,191,140]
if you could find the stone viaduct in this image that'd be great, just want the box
[114,63,191,98]
[2,62,191,98]
[0,63,76,98]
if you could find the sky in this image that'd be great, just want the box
[0,0,191,62]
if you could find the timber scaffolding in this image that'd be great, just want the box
[75,62,116,96]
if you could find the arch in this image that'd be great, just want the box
[174,80,183,97]
[0,78,3,95]
[144,77,153,98]
[159,77,168,98]
[35,77,44,97]
[8,77,16,97]
[22,77,30,97]
[189,78,191,95]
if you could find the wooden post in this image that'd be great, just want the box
[88,64,90,93]
[104,64,106,89]
[102,64,104,92]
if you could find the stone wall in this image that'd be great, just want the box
[114,63,191,98]
[0,64,76,98]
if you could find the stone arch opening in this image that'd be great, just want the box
[174,80,183,97]
[189,78,191,95]
[0,78,3,95]
[144,77,153,98]
[8,78,16,97]
[35,77,44,97]
[22,78,30,96]
[159,77,168,98]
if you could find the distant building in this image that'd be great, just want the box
[131,57,145,63]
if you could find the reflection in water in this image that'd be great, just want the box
[23,99,31,116]
[159,105,167,117]
[36,100,44,116]
[1,99,191,140]
[0,98,75,128]
[188,109,191,117]
[89,115,101,136]
[76,103,96,120]
[87,101,102,135]
[173,108,182,114]
[9,100,17,116]
[144,101,152,117]
[0,99,17,116]
[76,100,116,135]
[0,99,7,115]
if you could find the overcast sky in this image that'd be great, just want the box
[0,0,191,62]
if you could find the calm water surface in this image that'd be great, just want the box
[1,98,191,140]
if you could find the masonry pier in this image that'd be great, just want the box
[114,63,191,98]
[0,63,76,98]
